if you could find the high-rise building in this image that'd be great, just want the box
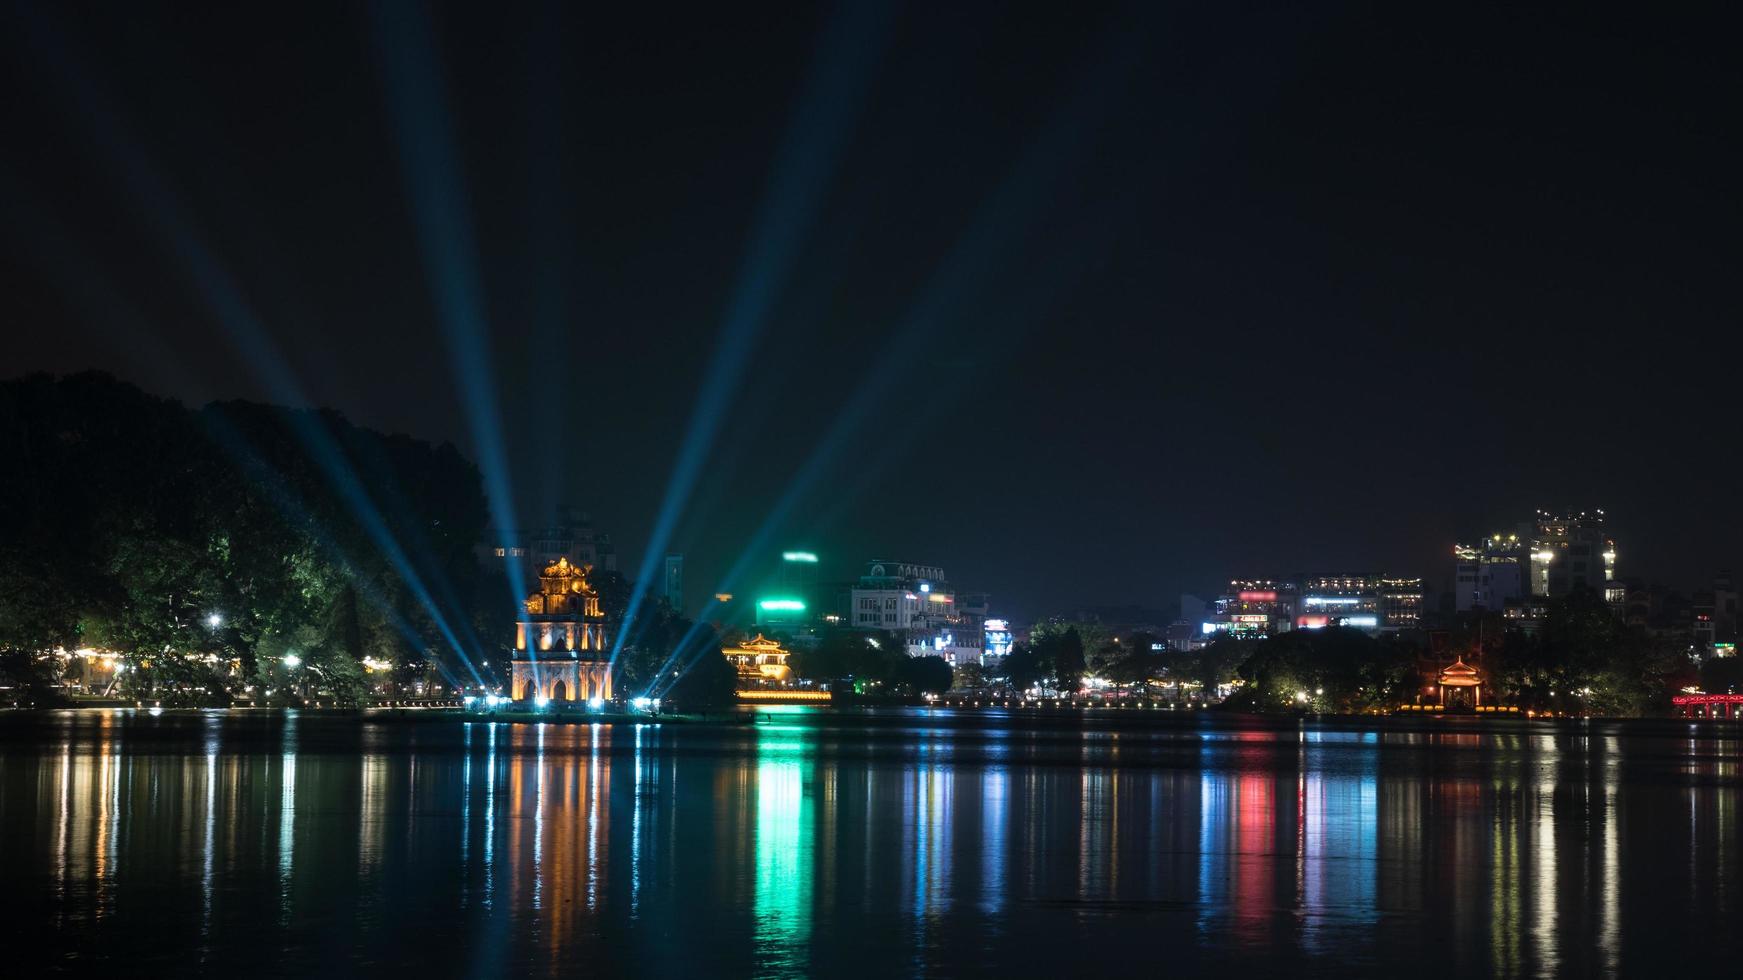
[755,549,824,629]
[1457,510,1618,615]
[1454,533,1528,612]
[1528,509,1616,598]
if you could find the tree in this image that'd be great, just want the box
[1702,656,1743,694]
[951,662,988,691]
[1234,627,1414,713]
[1000,642,1047,693]
[896,655,953,695]
[790,629,885,688]
[663,642,738,710]
[1030,622,1086,693]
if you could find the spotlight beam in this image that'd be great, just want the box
[185,412,480,686]
[609,0,895,668]
[19,10,489,686]
[6,163,486,687]
[648,27,1147,697]
[367,0,532,612]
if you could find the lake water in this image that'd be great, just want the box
[2,708,1740,977]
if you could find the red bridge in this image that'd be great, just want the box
[1672,693,1743,719]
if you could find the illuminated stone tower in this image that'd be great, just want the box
[510,556,612,702]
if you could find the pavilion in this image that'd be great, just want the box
[510,556,612,703]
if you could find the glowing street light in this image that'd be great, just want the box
[206,613,224,629]
[283,654,302,668]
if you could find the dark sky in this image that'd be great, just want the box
[3,1,1738,619]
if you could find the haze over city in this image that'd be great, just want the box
[4,2,1737,619]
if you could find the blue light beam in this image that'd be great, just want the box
[608,0,894,668]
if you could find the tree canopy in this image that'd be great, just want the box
[1,372,495,704]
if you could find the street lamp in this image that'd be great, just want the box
[206,613,224,629]
[283,653,302,668]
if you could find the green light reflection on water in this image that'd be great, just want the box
[754,724,814,975]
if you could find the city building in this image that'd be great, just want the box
[1454,533,1528,612]
[1295,574,1424,633]
[1457,510,1619,619]
[848,560,989,664]
[1202,580,1298,638]
[1198,575,1422,638]
[851,560,954,630]
[1713,571,1737,645]
[984,618,1014,660]
[723,634,793,688]
[482,505,618,586]
[753,549,831,631]
[1529,509,1616,598]
[950,592,991,664]
[509,557,612,703]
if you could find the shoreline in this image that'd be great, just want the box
[3,702,1737,737]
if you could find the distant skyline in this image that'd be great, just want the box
[3,2,1738,619]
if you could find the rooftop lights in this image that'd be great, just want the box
[782,551,819,563]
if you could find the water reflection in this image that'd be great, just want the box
[754,727,813,973]
[1,711,1740,976]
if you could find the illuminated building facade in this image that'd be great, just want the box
[756,549,822,628]
[724,634,793,688]
[1457,511,1618,617]
[1295,574,1423,633]
[1528,509,1616,598]
[510,557,612,702]
[1204,581,1298,637]
[851,560,953,630]
[1201,575,1422,637]
[1436,658,1483,709]
[983,618,1014,660]
[848,560,989,664]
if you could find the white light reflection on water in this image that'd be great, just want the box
[277,712,297,925]
[980,765,1008,916]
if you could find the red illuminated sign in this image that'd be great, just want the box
[1297,615,1329,628]
[1238,591,1277,602]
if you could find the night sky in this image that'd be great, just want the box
[3,1,1737,619]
